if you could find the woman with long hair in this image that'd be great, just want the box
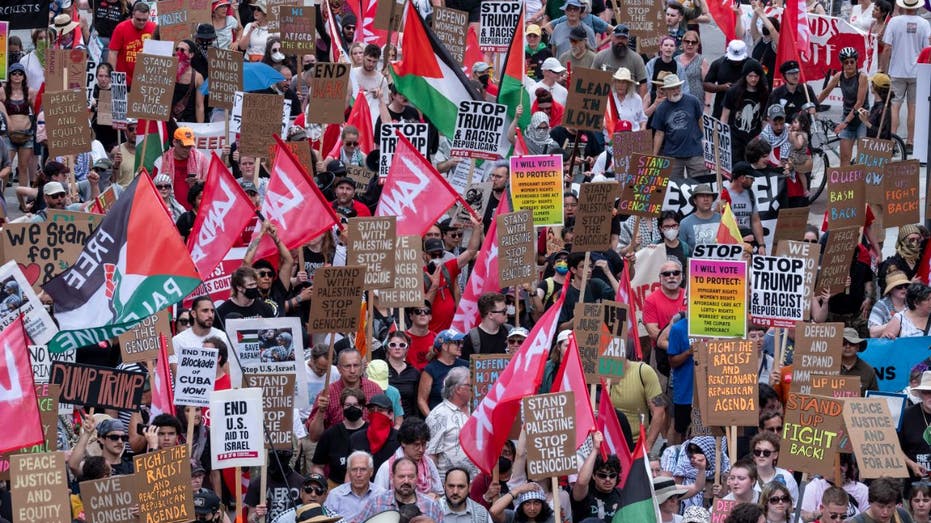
[90,62,118,151]
[749,431,799,502]
[676,30,709,104]
[760,482,793,523]
[172,40,206,122]
[237,0,271,61]
[817,47,867,166]
[1,63,38,199]
[645,37,689,122]
[385,331,421,418]
[720,60,770,166]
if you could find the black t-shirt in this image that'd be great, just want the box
[389,364,421,419]
[243,470,304,521]
[722,85,767,151]
[349,428,400,473]
[571,486,622,523]
[215,298,276,329]
[92,0,128,37]
[461,326,508,359]
[110,454,135,476]
[899,404,931,477]
[704,57,751,118]
[313,423,366,483]
[751,39,777,87]
[768,84,816,122]
[259,279,289,318]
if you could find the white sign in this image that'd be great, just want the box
[224,317,310,408]
[174,347,219,407]
[0,261,58,345]
[379,122,430,178]
[178,121,229,157]
[451,100,507,160]
[209,387,265,469]
[702,114,732,176]
[111,72,128,130]
[478,0,522,52]
[749,255,806,328]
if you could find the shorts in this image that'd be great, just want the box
[838,121,867,140]
[674,403,692,436]
[3,134,34,150]
[891,77,917,105]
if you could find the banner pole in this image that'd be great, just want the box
[513,286,520,328]
[713,435,721,486]
[186,406,195,455]
[260,464,268,507]
[366,290,374,362]
[323,333,337,390]
[552,476,561,523]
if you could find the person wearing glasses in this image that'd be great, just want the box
[406,303,438,372]
[386,332,421,417]
[813,487,851,523]
[676,30,709,104]
[816,48,868,166]
[326,451,384,521]
[801,455,868,521]
[323,125,366,168]
[68,416,135,477]
[750,432,799,504]
[107,1,156,89]
[571,432,622,522]
[418,330,468,416]
[761,483,794,523]
[461,292,510,359]
[153,173,187,222]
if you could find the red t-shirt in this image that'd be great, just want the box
[918,46,931,64]
[108,19,156,87]
[642,287,687,330]
[426,259,461,333]
[173,157,191,209]
[406,330,437,371]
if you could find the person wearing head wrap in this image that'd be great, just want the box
[525,111,559,154]
[671,436,731,509]
[153,173,187,222]
[878,224,924,294]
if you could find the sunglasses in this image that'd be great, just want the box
[594,472,618,480]
[661,270,682,277]
[343,25,356,30]
[412,308,431,315]
[344,141,358,146]
[10,71,24,76]
[682,39,699,45]
[803,239,818,243]
[753,449,774,458]
[491,309,508,314]
[508,338,524,344]
[388,342,408,349]
[105,434,130,442]
[303,486,326,495]
[894,284,909,291]
[177,318,191,326]
[157,184,172,190]
[827,513,846,520]
[447,232,462,238]
[47,193,66,200]
[769,496,791,504]
[257,270,275,278]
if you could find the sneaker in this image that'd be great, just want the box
[906,143,914,155]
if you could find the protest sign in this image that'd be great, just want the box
[826,166,865,229]
[0,23,5,82]
[308,266,365,333]
[45,49,86,91]
[432,7,469,62]
[451,101,507,159]
[780,392,846,476]
[157,0,194,42]
[702,114,732,176]
[97,90,113,126]
[791,322,844,394]
[280,5,316,55]
[225,317,309,407]
[110,72,128,129]
[815,226,860,295]
[44,89,93,157]
[135,445,193,523]
[0,0,51,30]
[523,392,577,480]
[775,240,817,321]
[498,210,536,287]
[711,499,738,523]
[374,0,403,31]
[210,387,265,469]
[240,93,284,157]
[452,182,493,226]
[470,354,512,411]
[118,309,171,363]
[379,122,430,178]
[749,256,806,328]
[810,374,860,398]
[50,362,146,411]
[346,166,377,200]
[843,399,909,478]
[0,261,57,345]
[81,475,137,523]
[509,155,564,226]
[479,0,522,52]
[622,0,665,56]
[189,0,212,24]
[127,53,177,120]
[207,48,241,110]
[10,451,69,523]
[882,160,920,228]
[31,344,75,387]
[856,138,895,201]
[612,130,653,177]
[701,339,758,426]
[307,62,350,124]
[618,154,672,217]
[572,182,617,252]
[35,384,59,451]
[244,373,295,450]
[174,346,219,407]
[378,235,424,308]
[563,67,613,132]
[800,14,877,93]
[865,391,908,430]
[599,301,628,377]
[574,302,603,384]
[772,207,810,249]
[687,259,747,338]
[347,216,396,289]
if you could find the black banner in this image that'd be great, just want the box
[50,361,146,411]
[0,0,52,30]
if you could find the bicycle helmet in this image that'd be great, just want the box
[839,47,858,61]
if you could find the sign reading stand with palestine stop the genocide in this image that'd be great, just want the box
[523,392,576,480]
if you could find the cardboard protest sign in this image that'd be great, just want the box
[882,160,920,228]
[470,354,512,411]
[612,130,653,176]
[210,387,266,469]
[843,398,909,478]
[45,49,86,91]
[174,346,219,407]
[31,344,75,386]
[622,0,665,56]
[347,217,397,289]
[135,445,194,523]
[374,0,403,31]
[523,392,576,480]
[44,89,93,157]
[701,339,758,426]
[280,5,316,55]
[479,0,522,52]
[452,182,493,226]
[240,92,284,157]
[780,393,846,476]
[791,322,844,394]
[432,7,468,62]
[618,154,672,217]
[346,166,377,199]
[10,451,69,522]
[50,362,146,411]
[572,181,617,252]
[126,53,178,120]
[702,114,732,176]
[378,235,424,308]
[509,155,564,226]
[498,210,536,287]
[826,166,865,229]
[711,499,738,523]
[207,48,241,110]
[749,256,806,328]
[810,374,860,398]
[0,0,51,30]
[308,266,365,333]
[574,302,603,384]
[563,67,613,132]
[244,373,294,450]
[118,309,171,363]
[307,62,350,124]
[451,101,507,159]
[599,300,628,377]
[97,90,113,126]
[157,0,194,42]
[81,475,137,523]
[856,138,895,200]
[775,240,817,321]
[379,122,430,178]
[111,72,128,129]
[188,0,212,24]
[35,384,60,451]
[225,317,309,407]
[0,261,57,345]
[687,259,747,338]
[772,206,810,249]
[815,226,860,295]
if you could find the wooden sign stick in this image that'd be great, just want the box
[260,464,268,506]
[552,477,561,523]
[186,406,195,455]
[714,435,722,486]
[366,290,375,362]
[322,333,337,390]
[235,466,243,521]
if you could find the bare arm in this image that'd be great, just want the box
[418,372,433,417]
[645,397,667,450]
[456,216,484,270]
[572,431,605,501]
[817,73,841,104]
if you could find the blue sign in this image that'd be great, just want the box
[860,336,931,392]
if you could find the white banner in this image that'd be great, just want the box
[174,346,219,407]
[209,387,265,469]
[225,317,309,409]
[0,260,58,345]
[629,244,668,337]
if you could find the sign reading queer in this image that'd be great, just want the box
[523,392,576,480]
[826,166,865,229]
[688,259,747,338]
[209,387,265,469]
[749,256,806,328]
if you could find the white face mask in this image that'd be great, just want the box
[506,305,515,316]
[663,228,678,241]
[272,51,286,62]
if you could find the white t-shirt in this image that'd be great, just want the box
[848,3,874,32]
[302,364,340,419]
[171,327,229,365]
[882,14,931,78]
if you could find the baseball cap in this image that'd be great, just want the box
[239,179,258,194]
[93,158,113,170]
[569,26,588,41]
[43,181,67,197]
[174,127,195,147]
[304,472,328,488]
[193,488,221,515]
[434,328,465,347]
[424,238,445,253]
[613,24,630,37]
[526,24,542,36]
[767,104,786,120]
[541,57,566,74]
[368,393,393,411]
[779,60,800,74]
[472,62,491,74]
[507,327,530,339]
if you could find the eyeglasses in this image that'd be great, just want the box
[343,25,356,30]
[157,184,172,190]
[303,486,326,495]
[769,495,791,504]
[388,342,409,349]
[508,338,524,345]
[177,318,191,326]
[47,193,66,200]
[257,270,275,278]
[753,449,774,458]
[826,513,846,520]
[491,309,508,315]
[105,434,130,442]
[344,141,358,146]
[660,270,682,277]
[412,308,431,315]
[682,39,699,45]
[594,472,618,480]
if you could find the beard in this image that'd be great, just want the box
[612,43,628,59]
[668,92,683,103]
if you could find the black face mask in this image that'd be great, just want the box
[303,63,313,71]
[9,51,21,63]
[478,73,490,87]
[762,27,770,36]
[244,287,260,300]
[612,42,628,59]
[343,405,363,422]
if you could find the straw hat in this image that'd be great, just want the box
[51,14,79,36]
[884,269,911,296]
[912,371,931,392]
[654,74,684,89]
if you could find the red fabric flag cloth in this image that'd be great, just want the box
[598,378,634,487]
[553,333,597,449]
[0,317,44,454]
[327,90,375,159]
[614,262,643,360]
[706,0,737,43]
[151,334,175,417]
[187,154,257,279]
[775,0,809,85]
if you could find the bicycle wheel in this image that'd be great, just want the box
[808,148,830,205]
[891,134,907,161]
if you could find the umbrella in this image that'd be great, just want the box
[199,61,285,95]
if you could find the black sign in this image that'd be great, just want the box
[50,361,147,411]
[0,0,52,30]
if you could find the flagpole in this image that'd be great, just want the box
[366,290,374,362]
[186,406,195,455]
[235,466,243,522]
[551,477,561,523]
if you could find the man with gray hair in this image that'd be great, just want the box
[325,450,384,522]
[425,367,476,479]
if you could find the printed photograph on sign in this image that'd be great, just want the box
[225,317,309,408]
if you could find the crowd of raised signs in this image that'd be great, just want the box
[2,0,931,522]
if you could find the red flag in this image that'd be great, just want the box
[614,262,643,360]
[462,25,483,76]
[451,197,511,333]
[597,378,634,486]
[350,0,388,46]
[706,0,736,43]
[151,335,175,417]
[324,0,348,63]
[187,154,257,279]
[375,131,463,236]
[917,240,931,285]
[716,202,743,245]
[252,136,343,260]
[775,0,807,85]
[459,282,568,474]
[327,90,375,159]
[514,128,530,156]
[553,333,597,450]
[0,317,44,454]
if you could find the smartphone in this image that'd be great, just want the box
[137,424,146,436]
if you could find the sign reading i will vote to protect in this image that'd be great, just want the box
[748,255,806,328]
[687,259,747,338]
[509,155,564,227]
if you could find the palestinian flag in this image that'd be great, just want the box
[43,174,201,354]
[134,119,170,174]
[389,5,479,138]
[496,9,533,154]
[613,430,660,523]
